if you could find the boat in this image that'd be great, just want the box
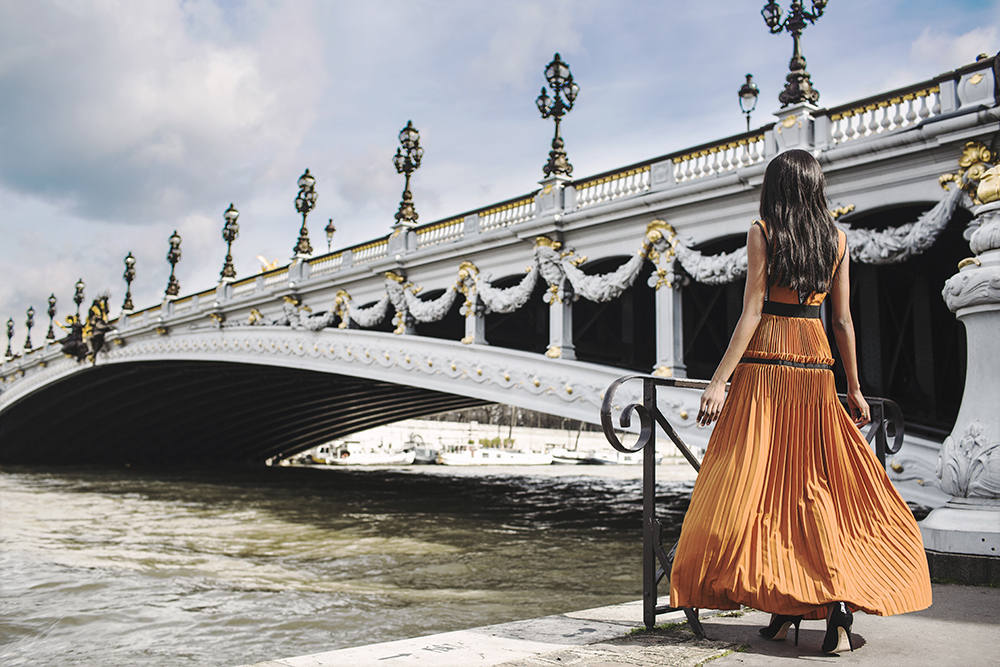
[313,441,416,466]
[436,443,553,465]
[405,433,439,464]
[549,447,660,465]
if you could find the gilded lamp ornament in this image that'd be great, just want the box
[761,0,826,107]
[393,121,424,227]
[221,203,240,281]
[164,230,182,298]
[536,53,579,177]
[293,170,317,257]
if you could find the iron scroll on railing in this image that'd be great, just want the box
[600,374,905,635]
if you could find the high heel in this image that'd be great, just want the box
[759,614,802,646]
[822,601,854,653]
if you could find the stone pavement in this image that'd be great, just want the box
[251,583,999,667]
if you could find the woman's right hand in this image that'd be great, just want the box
[847,387,870,427]
[697,380,727,427]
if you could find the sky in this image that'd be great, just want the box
[0,0,998,333]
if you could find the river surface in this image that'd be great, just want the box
[0,464,695,666]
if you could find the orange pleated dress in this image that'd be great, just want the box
[669,221,932,620]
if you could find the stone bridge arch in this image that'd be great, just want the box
[0,326,704,465]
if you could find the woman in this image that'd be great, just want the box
[669,149,932,654]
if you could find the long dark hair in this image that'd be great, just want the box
[759,149,838,296]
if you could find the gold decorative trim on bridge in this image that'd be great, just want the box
[671,134,766,164]
[478,196,536,219]
[574,164,650,192]
[829,85,940,121]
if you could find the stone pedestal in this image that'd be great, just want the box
[772,103,817,152]
[921,189,1000,581]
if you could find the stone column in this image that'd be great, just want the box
[458,262,486,345]
[545,279,575,360]
[920,167,1000,575]
[651,279,685,378]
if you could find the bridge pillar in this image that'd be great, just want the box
[545,279,575,360]
[921,172,1000,581]
[772,102,817,153]
[652,282,685,378]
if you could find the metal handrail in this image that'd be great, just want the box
[599,374,905,634]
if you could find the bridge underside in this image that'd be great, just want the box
[0,361,487,465]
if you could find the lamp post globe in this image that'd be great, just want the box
[165,230,182,298]
[221,203,240,281]
[293,170,317,257]
[537,52,579,178]
[393,121,423,227]
[24,305,34,350]
[761,0,825,107]
[46,294,57,341]
[5,317,13,359]
[739,73,760,131]
[325,218,336,251]
[122,252,136,312]
[73,278,85,318]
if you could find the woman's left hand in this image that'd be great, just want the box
[697,381,726,426]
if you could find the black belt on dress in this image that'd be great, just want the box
[762,301,821,318]
[740,356,834,370]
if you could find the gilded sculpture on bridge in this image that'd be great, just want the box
[60,295,112,364]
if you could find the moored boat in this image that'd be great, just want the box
[437,443,553,465]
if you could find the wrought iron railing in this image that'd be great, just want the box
[600,374,904,634]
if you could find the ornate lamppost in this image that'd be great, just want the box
[73,278,85,319]
[122,253,136,312]
[293,170,316,257]
[536,53,580,178]
[325,218,336,252]
[761,0,826,106]
[5,317,14,359]
[164,230,182,298]
[23,306,34,350]
[221,203,240,281]
[46,294,57,341]
[739,73,760,131]
[393,121,424,227]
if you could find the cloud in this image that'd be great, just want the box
[0,0,324,224]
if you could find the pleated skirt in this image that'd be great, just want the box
[669,312,932,619]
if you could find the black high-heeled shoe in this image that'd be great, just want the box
[822,601,854,653]
[759,614,803,645]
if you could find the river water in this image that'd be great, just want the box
[0,464,695,666]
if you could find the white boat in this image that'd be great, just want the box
[549,447,660,465]
[314,441,416,466]
[436,443,553,466]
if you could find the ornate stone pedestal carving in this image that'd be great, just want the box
[920,171,1000,575]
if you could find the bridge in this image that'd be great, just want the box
[1,53,997,488]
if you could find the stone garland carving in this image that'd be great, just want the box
[668,183,970,284]
[843,186,966,264]
[673,244,748,286]
[346,293,390,328]
[402,284,459,322]
[475,266,538,313]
